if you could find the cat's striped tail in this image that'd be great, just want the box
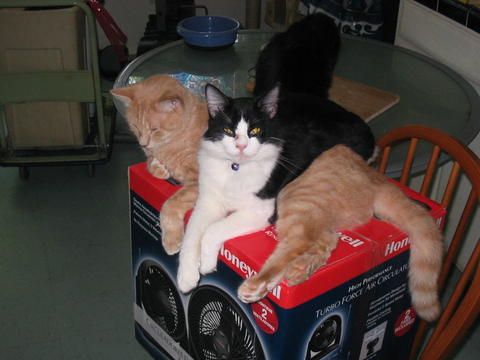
[374,182,444,321]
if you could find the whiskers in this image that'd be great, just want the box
[264,137,301,175]
[277,154,302,175]
[269,137,284,145]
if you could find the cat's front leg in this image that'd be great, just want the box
[177,199,224,293]
[199,202,274,275]
[147,156,170,179]
[160,183,198,255]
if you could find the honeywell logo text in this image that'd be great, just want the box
[338,232,365,247]
[385,237,411,256]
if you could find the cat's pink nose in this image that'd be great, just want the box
[236,143,247,152]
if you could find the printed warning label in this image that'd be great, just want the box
[131,194,161,242]
[251,299,279,334]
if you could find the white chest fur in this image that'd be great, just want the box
[198,139,279,211]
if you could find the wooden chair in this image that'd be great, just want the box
[377,125,480,360]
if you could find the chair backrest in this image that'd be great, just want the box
[377,125,480,360]
[0,0,108,155]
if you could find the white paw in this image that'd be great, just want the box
[177,267,200,293]
[199,232,220,274]
[199,253,218,275]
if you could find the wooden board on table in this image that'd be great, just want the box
[330,76,400,122]
[245,76,400,122]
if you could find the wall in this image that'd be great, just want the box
[395,0,480,270]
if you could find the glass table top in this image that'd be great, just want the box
[114,30,480,176]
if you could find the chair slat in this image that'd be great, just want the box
[400,138,418,184]
[420,145,441,196]
[438,190,477,290]
[0,71,96,104]
[378,146,391,174]
[441,161,461,208]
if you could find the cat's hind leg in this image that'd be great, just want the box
[160,184,198,255]
[284,231,338,286]
[238,211,338,303]
[237,221,320,303]
[237,237,310,303]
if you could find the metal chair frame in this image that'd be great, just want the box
[0,0,114,176]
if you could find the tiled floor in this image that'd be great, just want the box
[0,141,478,359]
[0,143,151,359]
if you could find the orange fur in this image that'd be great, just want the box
[238,145,443,321]
[111,75,208,254]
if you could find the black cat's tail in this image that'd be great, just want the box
[373,181,444,321]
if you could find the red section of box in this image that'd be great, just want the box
[129,163,181,211]
[129,163,446,310]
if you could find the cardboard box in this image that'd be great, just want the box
[0,7,87,147]
[129,163,445,360]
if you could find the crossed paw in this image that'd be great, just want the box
[160,214,183,255]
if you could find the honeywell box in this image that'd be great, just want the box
[129,163,445,360]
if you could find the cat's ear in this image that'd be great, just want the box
[110,87,134,118]
[259,85,279,118]
[155,98,181,113]
[205,84,229,117]
[110,87,133,108]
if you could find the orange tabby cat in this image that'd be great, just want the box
[111,74,208,254]
[238,144,443,321]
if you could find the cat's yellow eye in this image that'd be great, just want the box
[224,128,234,136]
[249,127,261,136]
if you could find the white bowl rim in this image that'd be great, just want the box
[177,15,240,35]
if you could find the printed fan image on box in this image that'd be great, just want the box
[129,163,445,360]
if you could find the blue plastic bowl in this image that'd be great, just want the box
[177,16,240,49]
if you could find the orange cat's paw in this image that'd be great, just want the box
[162,237,182,255]
[159,213,183,255]
[238,272,283,303]
[237,277,269,303]
[148,158,170,179]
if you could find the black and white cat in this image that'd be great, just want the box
[176,84,375,293]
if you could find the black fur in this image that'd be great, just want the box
[253,13,340,98]
[204,85,376,205]
[256,90,375,200]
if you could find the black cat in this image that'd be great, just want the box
[253,13,340,98]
